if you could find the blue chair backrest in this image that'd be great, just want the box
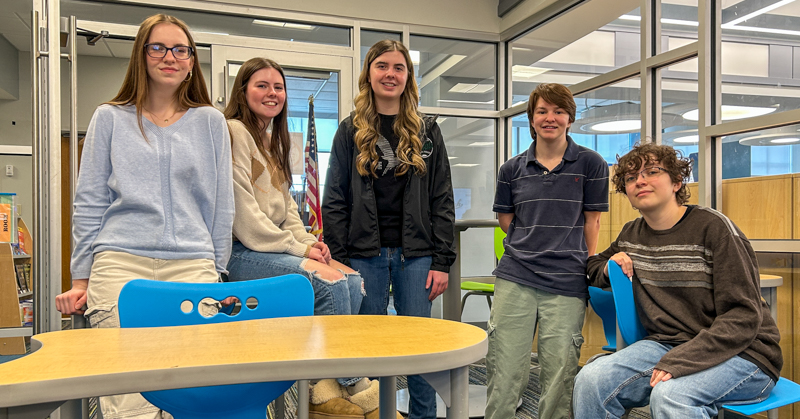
[117,274,314,419]
[607,261,648,346]
[587,286,616,351]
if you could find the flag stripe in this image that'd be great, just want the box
[304,100,323,240]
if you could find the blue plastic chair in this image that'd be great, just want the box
[117,274,314,419]
[608,261,800,417]
[607,260,647,348]
[587,286,616,352]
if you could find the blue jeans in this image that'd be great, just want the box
[226,241,363,317]
[350,249,436,419]
[573,340,776,419]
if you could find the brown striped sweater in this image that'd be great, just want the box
[587,205,782,381]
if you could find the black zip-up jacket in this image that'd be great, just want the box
[322,114,456,272]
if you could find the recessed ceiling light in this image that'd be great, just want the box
[449,83,494,94]
[452,163,480,167]
[673,135,699,144]
[468,142,494,147]
[770,138,800,144]
[682,105,777,121]
[590,120,641,132]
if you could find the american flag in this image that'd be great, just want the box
[304,97,323,239]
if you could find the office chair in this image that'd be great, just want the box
[117,274,314,419]
[608,261,800,418]
[460,227,505,315]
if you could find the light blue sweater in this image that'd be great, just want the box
[71,104,234,278]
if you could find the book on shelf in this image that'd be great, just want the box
[23,263,31,292]
[14,263,28,294]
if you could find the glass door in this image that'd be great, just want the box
[212,45,353,202]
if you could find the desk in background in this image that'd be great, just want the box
[0,316,487,419]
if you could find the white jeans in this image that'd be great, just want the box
[85,251,219,419]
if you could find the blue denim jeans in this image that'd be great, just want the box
[573,340,776,419]
[350,248,436,419]
[226,241,363,317]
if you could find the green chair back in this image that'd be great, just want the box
[494,227,506,261]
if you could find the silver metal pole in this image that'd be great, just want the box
[31,9,45,336]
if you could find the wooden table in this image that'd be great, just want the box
[0,316,487,419]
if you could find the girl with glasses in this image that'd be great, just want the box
[322,40,456,419]
[55,14,234,419]
[222,57,377,419]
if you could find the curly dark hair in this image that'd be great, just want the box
[612,143,693,205]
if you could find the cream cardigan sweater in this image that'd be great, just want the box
[228,119,316,258]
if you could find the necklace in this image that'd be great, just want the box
[144,106,182,124]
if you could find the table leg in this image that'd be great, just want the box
[297,380,309,419]
[446,366,469,419]
[760,287,778,323]
[444,231,463,322]
[379,376,397,419]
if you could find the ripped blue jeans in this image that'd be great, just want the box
[225,241,365,385]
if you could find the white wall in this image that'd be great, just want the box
[0,51,32,147]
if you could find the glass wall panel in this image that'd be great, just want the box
[410,35,496,111]
[437,117,496,220]
[719,0,800,121]
[720,122,800,179]
[62,0,351,46]
[360,30,401,69]
[510,78,641,161]
[660,0,699,51]
[510,7,641,106]
[661,58,699,180]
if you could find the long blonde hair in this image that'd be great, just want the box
[354,40,426,177]
[223,58,292,186]
[107,14,211,138]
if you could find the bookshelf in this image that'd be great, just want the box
[0,218,32,355]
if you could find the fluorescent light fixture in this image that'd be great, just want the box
[437,99,495,105]
[252,19,316,30]
[452,163,480,167]
[511,65,551,79]
[620,14,698,26]
[682,105,777,121]
[770,138,800,144]
[449,83,494,94]
[410,50,420,65]
[721,24,800,36]
[673,135,699,143]
[197,31,229,36]
[723,0,795,27]
[448,156,458,160]
[661,18,699,27]
[512,46,532,52]
[468,142,494,147]
[590,120,641,132]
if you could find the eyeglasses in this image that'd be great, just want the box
[144,43,194,60]
[624,166,667,185]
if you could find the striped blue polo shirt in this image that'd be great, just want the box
[493,136,609,298]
